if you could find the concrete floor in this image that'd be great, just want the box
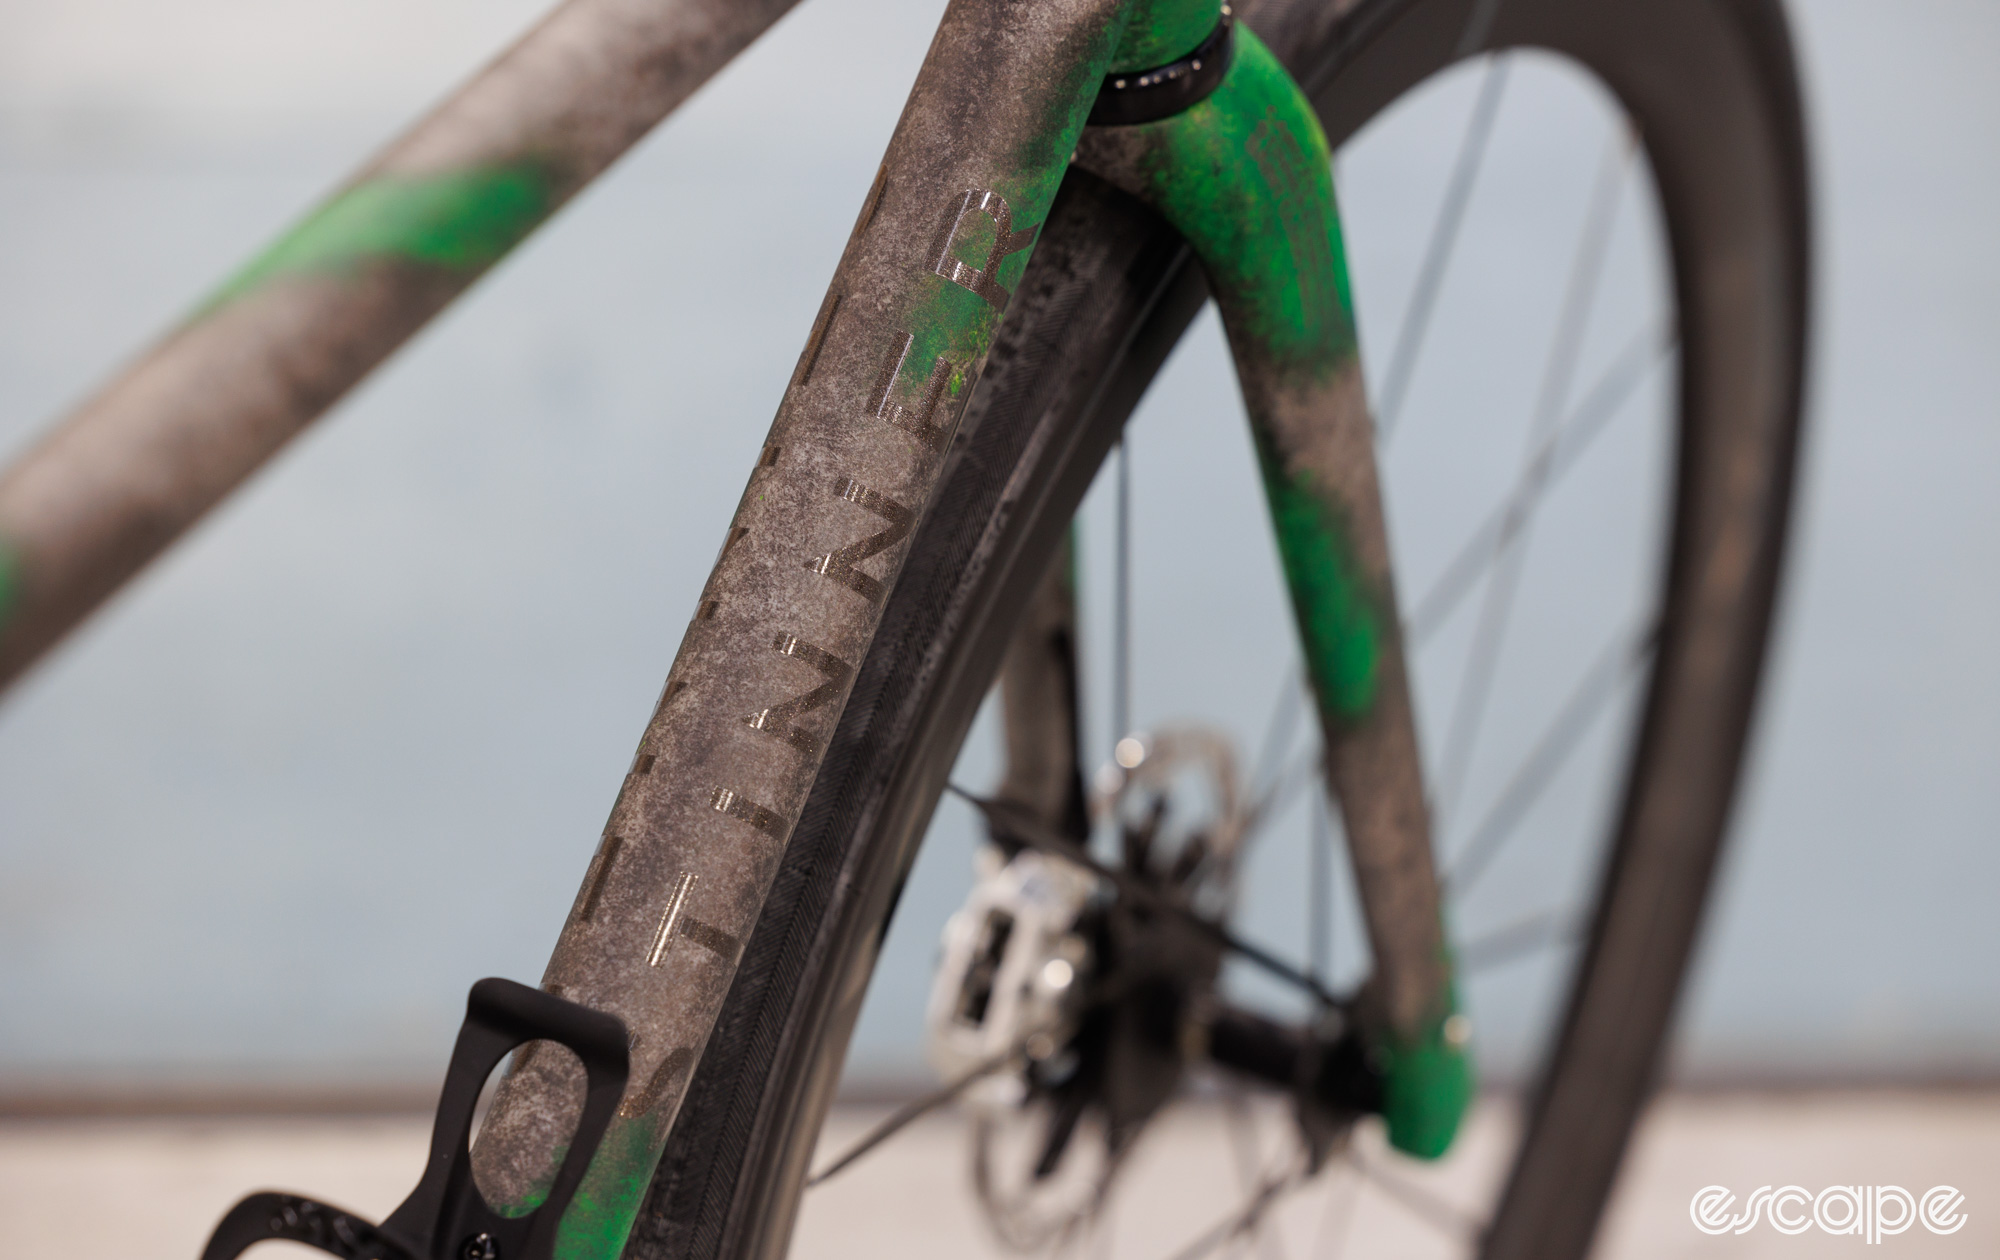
[1,1091,1992,1258]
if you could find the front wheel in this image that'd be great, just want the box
[630,0,1810,1256]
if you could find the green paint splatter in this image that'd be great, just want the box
[888,12,1116,427]
[1121,39,1472,1155]
[206,163,555,310]
[517,26,1139,1258]
[1376,992,1474,1160]
[1106,30,1381,723]
[900,269,1000,424]
[549,1115,666,1260]
[0,540,19,635]
[1256,450,1381,722]
[1108,0,1220,72]
[1119,29,1359,381]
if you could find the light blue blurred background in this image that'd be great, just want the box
[0,0,1994,1100]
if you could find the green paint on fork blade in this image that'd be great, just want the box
[1257,451,1381,721]
[1078,26,1468,1156]
[1105,27,1360,381]
[1089,29,1379,719]
[205,163,556,310]
[1377,1001,1474,1160]
[0,541,18,634]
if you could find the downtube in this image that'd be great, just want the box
[465,2,1134,1255]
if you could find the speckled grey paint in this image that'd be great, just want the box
[469,0,1132,1206]
[0,0,805,687]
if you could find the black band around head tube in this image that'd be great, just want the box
[1087,12,1235,127]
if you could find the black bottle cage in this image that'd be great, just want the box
[200,978,629,1260]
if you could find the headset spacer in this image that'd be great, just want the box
[1087,11,1236,127]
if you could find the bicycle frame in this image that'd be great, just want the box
[2,1,1469,1256]
[473,4,1158,1249]
[465,2,1462,1252]
[0,0,809,687]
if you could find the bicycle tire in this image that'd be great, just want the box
[627,0,1810,1256]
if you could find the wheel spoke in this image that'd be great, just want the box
[1222,1092,1291,1260]
[1239,671,1311,863]
[1249,670,1308,807]
[1348,1149,1483,1243]
[1457,906,1582,973]
[1306,1161,1362,1260]
[1454,0,1510,56]
[1224,1089,1261,1192]
[805,1042,1027,1187]
[1432,127,1636,822]
[1113,436,1134,751]
[1308,785,1333,985]
[1159,1155,1308,1260]
[1444,622,1655,896]
[1052,1206,1104,1260]
[1242,743,1320,844]
[1408,322,1670,648]
[1373,57,1512,443]
[950,784,1345,1010]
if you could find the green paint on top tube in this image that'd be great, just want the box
[208,164,555,309]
